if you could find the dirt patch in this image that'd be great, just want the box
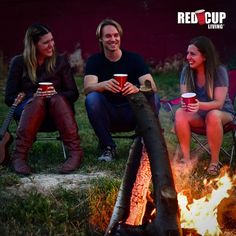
[6,172,107,196]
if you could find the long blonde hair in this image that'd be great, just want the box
[23,23,56,83]
[183,36,220,100]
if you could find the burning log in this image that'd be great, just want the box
[105,139,154,236]
[127,91,182,235]
[125,144,152,225]
[106,87,182,236]
[105,137,144,235]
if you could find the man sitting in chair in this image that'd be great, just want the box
[5,23,84,175]
[84,18,160,162]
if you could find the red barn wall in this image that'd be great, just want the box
[0,0,235,64]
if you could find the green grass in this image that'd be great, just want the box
[0,74,158,235]
[0,71,235,235]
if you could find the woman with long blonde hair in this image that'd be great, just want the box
[5,23,83,175]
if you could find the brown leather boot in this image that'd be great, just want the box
[49,95,83,174]
[12,97,46,175]
[12,154,32,175]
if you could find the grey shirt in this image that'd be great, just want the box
[180,65,234,117]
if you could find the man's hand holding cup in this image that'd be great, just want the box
[113,74,128,91]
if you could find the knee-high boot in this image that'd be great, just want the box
[12,97,46,175]
[49,95,83,174]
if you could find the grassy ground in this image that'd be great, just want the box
[0,72,235,235]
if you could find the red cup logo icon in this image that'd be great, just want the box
[195,9,206,25]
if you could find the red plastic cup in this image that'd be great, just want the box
[181,92,197,111]
[38,82,53,91]
[195,9,206,25]
[114,74,128,90]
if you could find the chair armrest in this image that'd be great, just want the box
[160,97,181,122]
[223,116,236,134]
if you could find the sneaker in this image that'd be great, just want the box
[98,146,116,162]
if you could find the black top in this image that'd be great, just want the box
[5,54,79,107]
[85,49,149,104]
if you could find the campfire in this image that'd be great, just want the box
[176,166,236,235]
[105,159,236,236]
[105,91,236,236]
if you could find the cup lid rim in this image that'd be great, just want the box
[113,74,128,76]
[38,82,53,85]
[181,92,196,98]
[195,9,205,13]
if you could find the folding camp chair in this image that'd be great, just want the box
[160,69,236,166]
[13,118,67,160]
[34,121,67,160]
[111,126,137,140]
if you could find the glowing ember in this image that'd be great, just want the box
[177,173,234,235]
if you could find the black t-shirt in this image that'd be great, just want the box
[85,49,149,104]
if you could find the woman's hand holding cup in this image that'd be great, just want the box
[181,92,198,112]
[36,82,57,97]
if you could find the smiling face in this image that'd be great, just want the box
[36,32,55,60]
[186,44,206,70]
[100,25,121,53]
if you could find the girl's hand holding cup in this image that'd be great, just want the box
[181,92,198,112]
[36,82,57,97]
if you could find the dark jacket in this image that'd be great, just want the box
[5,54,79,107]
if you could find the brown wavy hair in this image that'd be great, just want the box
[182,36,220,99]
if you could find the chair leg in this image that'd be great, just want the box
[220,147,231,160]
[230,146,234,166]
[192,134,211,155]
[60,141,67,160]
[230,129,236,167]
[189,133,228,166]
[34,134,67,161]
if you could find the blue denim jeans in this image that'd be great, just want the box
[85,92,160,149]
[14,98,32,121]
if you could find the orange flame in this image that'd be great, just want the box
[177,172,234,235]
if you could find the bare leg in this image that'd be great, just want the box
[206,110,233,164]
[174,108,204,162]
